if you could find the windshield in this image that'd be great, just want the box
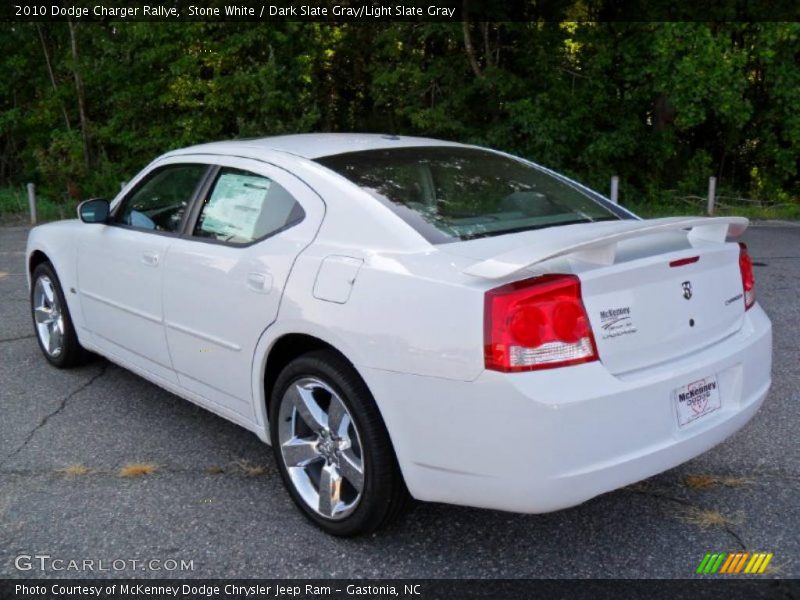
[316,147,627,243]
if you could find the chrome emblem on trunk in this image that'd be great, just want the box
[682,281,693,300]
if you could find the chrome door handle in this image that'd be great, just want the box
[246,272,272,293]
[141,251,159,266]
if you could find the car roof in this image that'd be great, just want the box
[166,133,469,160]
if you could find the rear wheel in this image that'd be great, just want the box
[270,350,408,536]
[30,262,90,368]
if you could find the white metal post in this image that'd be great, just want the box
[707,176,717,215]
[610,176,619,204]
[26,183,37,225]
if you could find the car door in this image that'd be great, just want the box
[161,157,324,421]
[77,163,210,384]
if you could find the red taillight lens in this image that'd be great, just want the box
[484,274,598,372]
[738,242,755,310]
[669,256,700,267]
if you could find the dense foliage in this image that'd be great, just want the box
[1,21,798,208]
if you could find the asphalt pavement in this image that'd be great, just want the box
[0,222,798,579]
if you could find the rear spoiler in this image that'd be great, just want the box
[463,216,749,280]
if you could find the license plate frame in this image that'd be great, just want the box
[673,375,722,428]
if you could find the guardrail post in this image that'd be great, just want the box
[26,183,37,225]
[707,176,717,215]
[610,176,619,204]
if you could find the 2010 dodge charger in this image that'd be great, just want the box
[26,134,772,535]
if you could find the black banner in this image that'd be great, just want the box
[3,0,800,22]
[1,579,798,600]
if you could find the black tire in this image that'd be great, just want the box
[30,262,91,368]
[270,350,409,536]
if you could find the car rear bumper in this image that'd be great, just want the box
[362,304,772,513]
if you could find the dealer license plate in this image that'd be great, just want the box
[674,375,721,427]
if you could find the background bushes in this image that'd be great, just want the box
[1,21,798,216]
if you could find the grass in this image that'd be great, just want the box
[626,191,800,221]
[682,474,754,490]
[631,202,800,221]
[118,462,158,478]
[233,459,267,477]
[53,463,269,478]
[1,183,797,226]
[0,186,77,225]
[761,559,789,576]
[675,506,743,529]
[56,464,92,477]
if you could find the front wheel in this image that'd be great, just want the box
[270,350,408,536]
[30,262,90,368]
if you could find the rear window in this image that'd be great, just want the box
[316,147,627,243]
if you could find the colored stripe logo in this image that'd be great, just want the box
[696,552,773,574]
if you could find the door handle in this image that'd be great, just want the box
[246,272,272,293]
[141,251,159,266]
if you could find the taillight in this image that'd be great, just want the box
[738,242,755,310]
[484,274,598,372]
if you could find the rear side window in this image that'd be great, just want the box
[192,168,304,245]
[115,164,207,233]
[316,147,626,243]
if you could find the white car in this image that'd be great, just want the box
[26,134,771,535]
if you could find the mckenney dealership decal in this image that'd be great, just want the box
[674,376,722,427]
[598,306,637,339]
[678,379,717,405]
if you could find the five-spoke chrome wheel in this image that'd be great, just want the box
[33,275,65,358]
[277,377,365,520]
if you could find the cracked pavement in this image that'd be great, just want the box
[0,222,798,579]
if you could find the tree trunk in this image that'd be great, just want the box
[36,24,71,131]
[461,2,483,78]
[481,23,493,69]
[67,20,90,169]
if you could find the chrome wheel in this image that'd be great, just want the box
[33,275,64,358]
[277,377,365,520]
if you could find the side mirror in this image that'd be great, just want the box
[77,198,110,224]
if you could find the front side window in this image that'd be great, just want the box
[316,147,626,243]
[192,168,304,245]
[115,164,207,233]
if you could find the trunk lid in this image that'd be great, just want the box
[443,217,748,374]
[578,242,745,374]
